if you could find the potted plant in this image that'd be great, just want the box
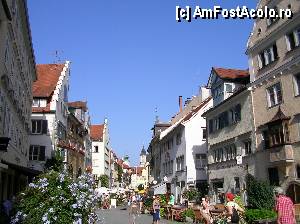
[181,208,195,223]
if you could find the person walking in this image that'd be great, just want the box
[129,201,140,224]
[168,193,175,206]
[200,196,212,224]
[225,192,244,224]
[152,195,160,224]
[274,187,296,224]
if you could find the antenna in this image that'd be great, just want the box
[51,50,64,63]
[155,107,159,124]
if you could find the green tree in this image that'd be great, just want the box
[246,174,275,209]
[99,174,109,188]
[44,150,64,172]
[117,164,123,183]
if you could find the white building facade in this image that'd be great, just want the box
[29,62,70,171]
[91,119,112,186]
[0,0,37,202]
[151,96,212,202]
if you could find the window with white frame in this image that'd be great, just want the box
[225,84,233,93]
[267,83,282,107]
[29,145,46,161]
[195,154,207,169]
[294,73,300,96]
[31,120,48,134]
[286,27,300,51]
[32,98,47,107]
[176,156,184,171]
[258,44,278,69]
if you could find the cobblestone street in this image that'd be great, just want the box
[96,207,180,224]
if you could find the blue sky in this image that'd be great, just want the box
[27,0,256,165]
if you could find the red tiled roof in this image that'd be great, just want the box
[68,101,87,111]
[90,124,104,141]
[33,64,65,97]
[130,167,144,176]
[213,67,249,80]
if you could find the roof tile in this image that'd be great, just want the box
[33,64,65,97]
[90,124,104,141]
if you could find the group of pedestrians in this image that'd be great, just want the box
[125,187,297,224]
[128,192,146,224]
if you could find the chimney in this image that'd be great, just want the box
[179,96,183,113]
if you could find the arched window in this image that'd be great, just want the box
[286,184,300,203]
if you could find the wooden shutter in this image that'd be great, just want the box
[39,146,45,161]
[42,120,48,134]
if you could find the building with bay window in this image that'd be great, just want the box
[203,67,255,203]
[0,0,37,202]
[29,62,70,172]
[246,0,300,202]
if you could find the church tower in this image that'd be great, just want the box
[139,146,147,167]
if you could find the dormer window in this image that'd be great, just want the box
[225,84,233,93]
[32,98,47,107]
[258,44,278,69]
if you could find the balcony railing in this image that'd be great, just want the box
[269,144,294,163]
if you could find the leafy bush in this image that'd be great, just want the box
[11,171,98,224]
[182,188,200,201]
[245,209,277,224]
[246,174,275,209]
[159,194,167,206]
[160,207,165,218]
[99,175,109,188]
[181,208,195,220]
[143,197,153,210]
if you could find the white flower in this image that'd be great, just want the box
[71,204,78,209]
[49,208,54,213]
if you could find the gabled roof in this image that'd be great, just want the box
[33,64,65,97]
[130,167,145,176]
[213,67,249,80]
[68,101,87,111]
[182,96,212,123]
[207,67,249,87]
[160,97,212,140]
[265,106,290,126]
[90,124,104,141]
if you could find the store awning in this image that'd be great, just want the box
[1,160,41,177]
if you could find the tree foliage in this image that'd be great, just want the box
[99,174,109,188]
[246,174,275,210]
